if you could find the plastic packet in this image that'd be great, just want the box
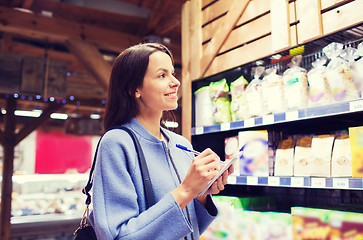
[194,86,214,127]
[282,55,308,110]
[352,42,363,97]
[307,56,333,106]
[323,42,359,102]
[230,75,248,121]
[246,66,264,117]
[209,78,231,124]
[261,68,285,114]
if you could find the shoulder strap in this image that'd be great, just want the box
[82,126,155,208]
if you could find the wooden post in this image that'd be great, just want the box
[0,97,17,240]
[181,0,192,141]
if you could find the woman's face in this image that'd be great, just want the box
[136,51,180,114]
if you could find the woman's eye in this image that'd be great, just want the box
[159,73,166,78]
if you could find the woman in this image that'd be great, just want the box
[90,42,233,240]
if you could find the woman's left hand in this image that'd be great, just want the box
[199,162,235,198]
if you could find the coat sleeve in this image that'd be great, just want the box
[194,195,218,234]
[90,131,193,240]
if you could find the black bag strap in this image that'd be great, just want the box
[82,125,154,208]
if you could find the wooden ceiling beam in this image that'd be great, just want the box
[15,102,62,145]
[155,6,181,35]
[65,38,111,92]
[0,6,142,53]
[200,0,252,77]
[142,0,173,35]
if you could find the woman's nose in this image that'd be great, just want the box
[170,75,180,87]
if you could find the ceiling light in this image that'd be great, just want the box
[50,113,68,120]
[14,110,41,118]
[164,121,179,128]
[90,114,100,120]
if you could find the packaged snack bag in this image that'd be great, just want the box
[274,139,295,176]
[194,86,214,127]
[261,68,286,114]
[293,136,313,177]
[307,56,334,107]
[331,135,352,177]
[283,55,309,110]
[352,42,363,97]
[230,75,248,121]
[209,78,231,124]
[310,134,335,177]
[225,136,240,176]
[246,66,264,118]
[323,42,359,102]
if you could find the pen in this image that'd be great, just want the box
[176,144,201,155]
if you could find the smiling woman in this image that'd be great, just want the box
[89,42,234,240]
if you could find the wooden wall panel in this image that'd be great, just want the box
[270,0,290,52]
[21,56,44,94]
[320,0,350,10]
[296,0,323,44]
[205,35,272,77]
[322,0,363,35]
[202,0,269,43]
[202,0,234,26]
[206,14,271,53]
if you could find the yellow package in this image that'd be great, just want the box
[348,126,363,178]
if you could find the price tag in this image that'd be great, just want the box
[247,176,258,185]
[311,178,326,188]
[291,177,304,187]
[227,175,237,184]
[262,115,274,125]
[220,122,230,131]
[244,118,255,128]
[333,178,349,189]
[195,127,204,135]
[349,99,363,112]
[285,111,299,121]
[268,177,280,186]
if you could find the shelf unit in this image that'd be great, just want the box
[189,22,363,213]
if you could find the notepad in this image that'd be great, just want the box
[198,151,242,197]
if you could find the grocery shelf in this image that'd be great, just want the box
[227,175,363,190]
[192,98,363,135]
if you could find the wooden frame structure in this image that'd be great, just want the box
[181,0,363,140]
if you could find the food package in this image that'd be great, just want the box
[307,56,333,107]
[261,68,286,114]
[238,130,269,176]
[194,86,214,127]
[331,135,352,177]
[283,55,309,110]
[225,136,240,176]
[246,66,264,118]
[352,42,363,97]
[293,136,313,177]
[348,126,363,178]
[310,135,335,177]
[209,78,231,124]
[274,139,295,177]
[230,75,248,121]
[323,42,359,102]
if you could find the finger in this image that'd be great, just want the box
[196,148,221,163]
[217,176,225,191]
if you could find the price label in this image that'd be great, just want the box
[333,178,349,189]
[349,100,363,112]
[291,177,304,187]
[220,122,230,131]
[195,127,204,135]
[244,118,255,128]
[285,111,299,121]
[262,115,274,125]
[268,177,280,186]
[227,175,237,185]
[311,178,326,188]
[247,176,258,186]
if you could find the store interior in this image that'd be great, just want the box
[1,0,363,239]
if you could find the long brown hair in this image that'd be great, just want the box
[103,43,174,131]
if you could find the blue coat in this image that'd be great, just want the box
[89,118,217,240]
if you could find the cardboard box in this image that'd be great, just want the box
[348,126,363,178]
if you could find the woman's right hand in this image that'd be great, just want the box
[171,148,221,209]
